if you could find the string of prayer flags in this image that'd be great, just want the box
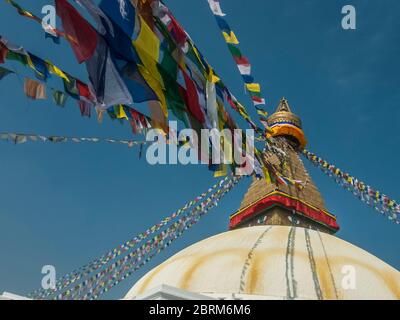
[0,132,148,149]
[85,176,242,301]
[207,0,270,129]
[0,37,153,135]
[303,150,400,224]
[78,177,241,300]
[135,1,265,135]
[56,0,134,108]
[5,0,65,43]
[29,175,240,300]
[6,1,263,140]
[4,2,269,176]
[5,0,41,23]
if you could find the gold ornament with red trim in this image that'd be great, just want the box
[266,98,307,149]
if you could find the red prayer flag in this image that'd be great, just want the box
[0,42,8,64]
[78,100,91,117]
[168,14,187,46]
[252,96,264,103]
[180,69,205,123]
[55,0,98,63]
[76,79,92,100]
[233,56,250,65]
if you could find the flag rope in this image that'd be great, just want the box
[206,0,270,129]
[303,149,400,224]
[0,131,148,147]
[29,175,240,299]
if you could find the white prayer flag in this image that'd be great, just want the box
[237,63,251,75]
[207,0,226,17]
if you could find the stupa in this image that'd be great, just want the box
[124,99,400,300]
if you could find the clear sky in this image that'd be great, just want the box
[0,0,399,299]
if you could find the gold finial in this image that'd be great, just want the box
[276,97,292,113]
[266,98,307,149]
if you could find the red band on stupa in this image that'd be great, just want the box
[229,192,340,230]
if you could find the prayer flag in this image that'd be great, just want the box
[181,68,205,123]
[133,16,167,116]
[207,0,226,17]
[47,62,69,83]
[241,75,254,84]
[63,77,80,99]
[85,36,133,108]
[78,100,92,117]
[99,0,136,38]
[119,60,159,103]
[253,97,266,106]
[0,66,14,80]
[45,32,60,44]
[222,31,239,45]
[215,16,231,32]
[246,83,261,93]
[55,0,98,63]
[76,79,92,101]
[114,104,129,120]
[24,78,46,100]
[29,53,50,81]
[237,63,251,75]
[206,81,219,129]
[76,0,114,37]
[52,89,68,107]
[0,41,8,64]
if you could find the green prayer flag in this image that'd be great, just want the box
[157,51,190,127]
[0,66,14,80]
[227,43,242,58]
[52,89,68,107]
[63,77,79,99]
[6,51,28,66]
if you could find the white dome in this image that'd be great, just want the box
[124,226,400,300]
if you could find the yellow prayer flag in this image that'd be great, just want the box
[134,16,168,117]
[115,105,129,120]
[246,83,261,93]
[222,31,239,44]
[134,17,160,61]
[22,10,35,19]
[214,164,228,177]
[207,68,220,84]
[148,100,168,134]
[46,61,70,83]
[211,73,220,84]
[138,65,168,117]
[263,166,272,185]
[257,109,269,117]
[192,45,207,72]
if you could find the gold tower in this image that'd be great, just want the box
[230,98,339,234]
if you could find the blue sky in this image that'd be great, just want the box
[0,0,399,299]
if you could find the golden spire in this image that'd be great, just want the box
[229,98,339,234]
[266,97,307,149]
